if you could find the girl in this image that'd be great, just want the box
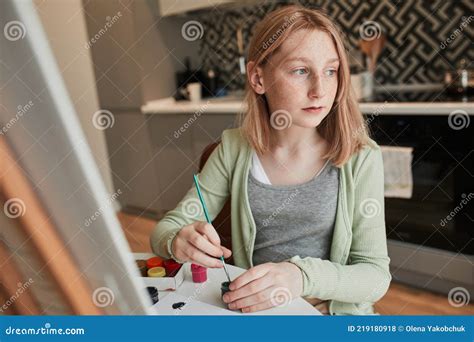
[151,5,391,315]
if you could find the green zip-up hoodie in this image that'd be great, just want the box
[151,128,391,315]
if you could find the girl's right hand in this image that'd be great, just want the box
[171,221,232,268]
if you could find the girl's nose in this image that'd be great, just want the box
[308,77,325,99]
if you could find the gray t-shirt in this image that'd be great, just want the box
[248,159,340,265]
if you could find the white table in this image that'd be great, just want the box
[152,263,321,315]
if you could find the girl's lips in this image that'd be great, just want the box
[302,106,324,113]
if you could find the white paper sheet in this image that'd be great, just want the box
[153,293,240,315]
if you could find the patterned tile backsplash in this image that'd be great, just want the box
[193,0,473,91]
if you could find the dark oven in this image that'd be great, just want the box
[369,114,473,255]
[367,113,473,295]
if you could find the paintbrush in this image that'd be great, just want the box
[193,174,232,283]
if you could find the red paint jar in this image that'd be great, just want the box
[146,256,164,270]
[191,263,207,283]
[163,259,181,277]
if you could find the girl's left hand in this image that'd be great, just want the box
[222,262,303,313]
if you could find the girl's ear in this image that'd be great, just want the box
[247,61,265,95]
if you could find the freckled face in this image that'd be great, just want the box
[261,29,339,128]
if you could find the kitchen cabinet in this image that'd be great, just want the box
[103,111,163,216]
[158,0,235,16]
[147,113,237,211]
[105,111,236,215]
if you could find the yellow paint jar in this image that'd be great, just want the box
[147,266,166,278]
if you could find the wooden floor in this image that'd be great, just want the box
[117,212,474,315]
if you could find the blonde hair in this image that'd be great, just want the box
[239,5,370,167]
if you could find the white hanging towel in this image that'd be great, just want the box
[381,145,414,199]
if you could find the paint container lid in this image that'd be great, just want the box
[147,266,166,278]
[146,256,164,269]
[191,263,205,271]
[147,286,159,305]
[163,259,181,277]
[221,281,231,296]
[191,263,207,283]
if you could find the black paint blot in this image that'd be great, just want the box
[172,302,186,310]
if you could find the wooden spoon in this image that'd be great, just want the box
[359,34,386,72]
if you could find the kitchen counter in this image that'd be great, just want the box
[142,95,474,115]
[141,95,246,114]
[134,87,473,215]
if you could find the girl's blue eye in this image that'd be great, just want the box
[326,69,337,76]
[292,68,308,75]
